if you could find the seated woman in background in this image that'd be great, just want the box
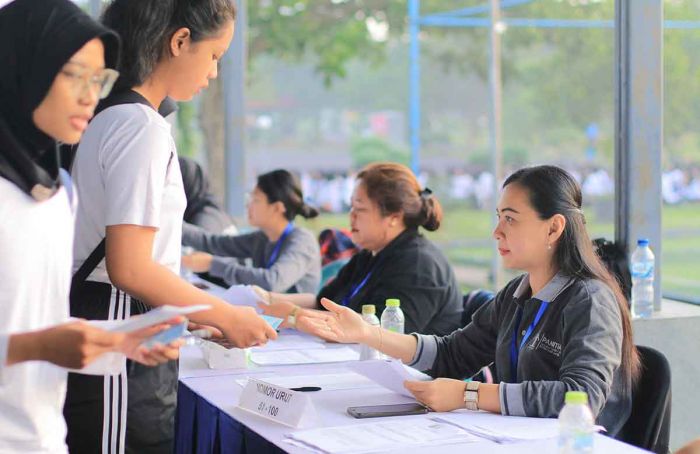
[257,162,463,336]
[300,165,640,437]
[182,169,321,293]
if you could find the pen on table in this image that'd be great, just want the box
[290,386,322,392]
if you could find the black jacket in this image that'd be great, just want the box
[317,228,462,336]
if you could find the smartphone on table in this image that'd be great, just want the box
[347,403,430,419]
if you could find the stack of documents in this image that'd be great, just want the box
[235,372,375,391]
[250,346,359,366]
[285,418,479,453]
[434,411,559,443]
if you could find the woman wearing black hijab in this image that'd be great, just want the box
[0,1,181,452]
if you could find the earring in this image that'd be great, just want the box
[547,243,552,251]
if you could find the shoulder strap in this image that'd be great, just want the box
[71,91,158,284]
[72,238,106,286]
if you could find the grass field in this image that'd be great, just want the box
[297,204,700,300]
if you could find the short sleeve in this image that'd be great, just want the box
[101,115,172,228]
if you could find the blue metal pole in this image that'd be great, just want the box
[614,0,663,311]
[224,0,248,216]
[409,0,421,175]
[489,0,504,289]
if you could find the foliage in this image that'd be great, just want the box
[350,136,409,168]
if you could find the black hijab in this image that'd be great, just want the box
[0,0,119,199]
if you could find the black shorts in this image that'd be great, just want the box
[63,281,178,454]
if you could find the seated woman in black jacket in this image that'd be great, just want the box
[257,162,463,336]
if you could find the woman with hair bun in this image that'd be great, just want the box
[258,162,463,336]
[182,169,321,293]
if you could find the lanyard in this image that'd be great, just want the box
[510,300,549,382]
[340,257,382,307]
[265,222,294,269]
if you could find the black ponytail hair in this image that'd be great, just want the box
[256,169,318,221]
[101,0,236,91]
[503,165,640,389]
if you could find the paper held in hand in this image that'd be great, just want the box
[238,378,317,428]
[348,359,432,398]
[95,304,212,333]
[221,285,264,311]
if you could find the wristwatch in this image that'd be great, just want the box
[464,381,480,411]
[287,306,300,328]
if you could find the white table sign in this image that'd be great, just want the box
[237,378,317,428]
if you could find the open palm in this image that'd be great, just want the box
[296,298,369,344]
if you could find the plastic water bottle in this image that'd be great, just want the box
[630,238,655,319]
[359,305,381,360]
[558,391,594,454]
[380,299,405,334]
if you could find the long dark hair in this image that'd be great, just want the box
[101,0,236,91]
[503,165,640,388]
[357,162,443,231]
[256,169,318,221]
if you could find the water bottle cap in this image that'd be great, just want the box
[362,304,376,315]
[385,299,401,307]
[637,238,649,246]
[565,391,588,405]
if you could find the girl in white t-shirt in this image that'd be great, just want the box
[0,1,182,452]
[67,1,277,453]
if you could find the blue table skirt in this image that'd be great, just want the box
[174,382,288,454]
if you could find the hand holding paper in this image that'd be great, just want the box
[349,359,431,398]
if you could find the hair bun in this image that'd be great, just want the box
[299,203,319,219]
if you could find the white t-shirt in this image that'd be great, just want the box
[0,176,122,453]
[72,103,187,283]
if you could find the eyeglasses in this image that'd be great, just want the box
[60,62,119,100]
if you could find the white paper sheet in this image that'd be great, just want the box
[348,359,432,398]
[251,334,327,352]
[97,305,212,333]
[221,285,264,311]
[285,418,479,453]
[235,372,376,391]
[437,411,606,443]
[250,347,359,366]
[435,411,560,443]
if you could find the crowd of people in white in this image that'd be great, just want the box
[298,165,700,214]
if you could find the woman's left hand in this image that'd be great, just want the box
[182,252,213,273]
[120,317,185,366]
[404,378,467,412]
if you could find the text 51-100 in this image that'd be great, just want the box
[257,402,279,417]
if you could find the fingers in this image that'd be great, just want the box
[262,322,278,341]
[320,298,343,314]
[83,325,124,349]
[403,380,428,391]
[135,341,182,366]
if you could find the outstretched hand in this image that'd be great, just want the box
[296,298,369,343]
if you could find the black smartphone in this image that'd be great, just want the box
[347,403,430,419]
